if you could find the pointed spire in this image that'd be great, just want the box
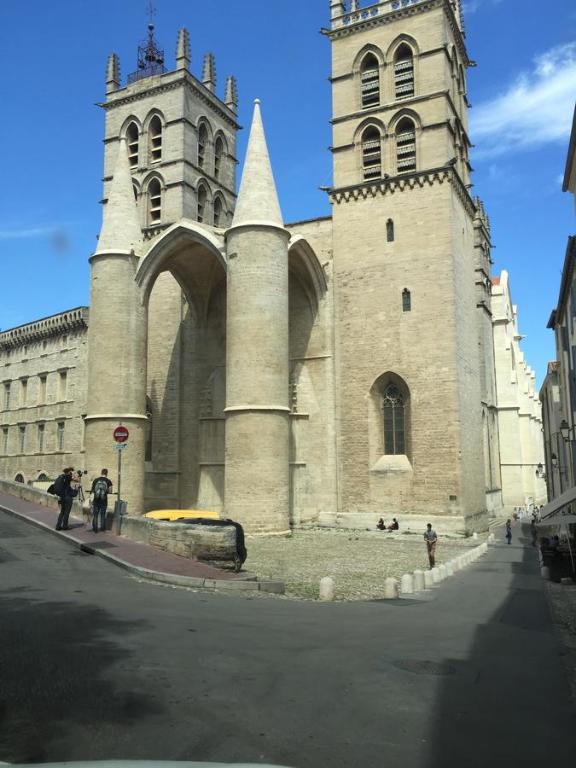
[350,0,360,11]
[225,76,238,113]
[106,53,120,95]
[176,28,190,71]
[231,100,283,230]
[97,139,142,254]
[202,53,216,93]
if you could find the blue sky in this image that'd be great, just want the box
[1,0,575,386]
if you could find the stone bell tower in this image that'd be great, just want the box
[327,0,487,531]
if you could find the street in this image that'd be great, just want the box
[0,513,575,767]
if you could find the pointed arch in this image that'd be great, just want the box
[197,117,214,170]
[360,123,383,181]
[370,372,411,458]
[212,192,227,228]
[143,173,164,225]
[145,110,165,164]
[213,132,228,181]
[391,113,418,174]
[391,40,416,100]
[197,178,213,224]
[122,118,141,169]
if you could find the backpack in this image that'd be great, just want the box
[47,483,56,495]
[52,474,66,497]
[94,478,109,500]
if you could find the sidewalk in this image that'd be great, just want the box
[0,490,284,595]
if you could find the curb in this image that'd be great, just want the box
[0,501,286,596]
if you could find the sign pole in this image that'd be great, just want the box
[112,424,129,535]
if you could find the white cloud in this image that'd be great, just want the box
[471,43,576,158]
[463,0,504,14]
[0,226,57,240]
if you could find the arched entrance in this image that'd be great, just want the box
[136,221,227,513]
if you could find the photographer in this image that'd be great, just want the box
[54,467,78,531]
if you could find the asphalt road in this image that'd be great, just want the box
[0,512,575,768]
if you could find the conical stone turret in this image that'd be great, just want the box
[97,138,141,254]
[224,100,291,534]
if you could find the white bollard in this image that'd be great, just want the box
[319,576,335,601]
[400,573,414,595]
[438,564,448,581]
[540,566,551,581]
[423,570,434,589]
[446,561,454,577]
[452,558,460,573]
[488,533,495,544]
[473,532,479,540]
[413,570,425,592]
[384,577,399,599]
[431,567,441,584]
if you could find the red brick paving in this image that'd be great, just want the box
[0,491,246,582]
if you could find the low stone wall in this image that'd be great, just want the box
[0,479,84,519]
[121,516,238,563]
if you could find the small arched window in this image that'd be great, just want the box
[147,178,162,224]
[213,196,223,227]
[360,53,380,109]
[149,115,162,163]
[383,384,406,455]
[386,219,395,242]
[394,44,415,100]
[402,288,411,312]
[126,122,139,169]
[198,123,208,169]
[197,184,207,223]
[14,473,24,484]
[396,118,416,173]
[361,126,382,181]
[214,136,225,180]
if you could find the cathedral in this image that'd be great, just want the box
[0,0,547,534]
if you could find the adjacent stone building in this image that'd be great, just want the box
[491,272,546,509]
[0,309,88,486]
[541,103,576,502]
[0,1,545,533]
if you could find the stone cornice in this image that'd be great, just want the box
[326,0,469,67]
[99,73,240,131]
[0,308,89,350]
[329,165,475,217]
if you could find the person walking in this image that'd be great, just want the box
[89,469,113,533]
[505,518,512,545]
[424,523,438,569]
[55,467,77,531]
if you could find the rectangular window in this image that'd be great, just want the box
[19,425,26,454]
[39,375,47,404]
[57,421,65,451]
[2,427,8,454]
[38,423,45,453]
[21,379,28,406]
[4,383,10,410]
[59,371,68,401]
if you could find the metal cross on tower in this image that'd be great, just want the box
[128,0,166,83]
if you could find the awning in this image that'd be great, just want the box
[536,514,576,528]
[539,486,576,520]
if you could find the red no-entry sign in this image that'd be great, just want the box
[113,425,130,444]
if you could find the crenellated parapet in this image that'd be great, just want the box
[0,308,88,351]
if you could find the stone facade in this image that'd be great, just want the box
[540,362,565,500]
[0,2,546,534]
[491,272,546,510]
[0,309,88,486]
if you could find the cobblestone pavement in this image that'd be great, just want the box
[246,529,484,600]
[546,581,576,702]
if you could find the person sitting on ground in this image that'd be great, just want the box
[387,518,399,532]
[376,518,386,531]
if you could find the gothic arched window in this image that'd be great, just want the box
[383,384,406,455]
[402,288,411,312]
[198,123,208,169]
[147,178,162,224]
[197,184,208,223]
[214,136,225,180]
[149,115,163,163]
[362,126,382,181]
[394,44,415,100]
[360,53,380,109]
[213,196,223,227]
[126,122,139,169]
[396,117,417,173]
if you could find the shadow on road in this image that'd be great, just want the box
[0,590,161,762]
[425,527,576,768]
